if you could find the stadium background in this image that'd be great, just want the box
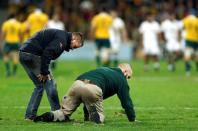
[0,0,198,130]
[0,0,197,60]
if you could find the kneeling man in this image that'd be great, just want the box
[34,63,136,124]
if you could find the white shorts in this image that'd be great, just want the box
[143,43,160,55]
[166,41,181,52]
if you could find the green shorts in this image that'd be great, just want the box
[95,39,110,50]
[3,42,20,54]
[185,40,198,50]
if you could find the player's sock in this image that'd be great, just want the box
[13,64,17,76]
[185,62,191,76]
[185,62,191,72]
[5,63,10,77]
[96,56,101,67]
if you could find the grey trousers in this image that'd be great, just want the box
[19,51,60,119]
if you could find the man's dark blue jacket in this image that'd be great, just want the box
[20,29,72,75]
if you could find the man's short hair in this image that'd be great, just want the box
[72,32,84,46]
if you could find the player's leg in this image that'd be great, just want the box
[184,41,193,76]
[10,50,19,76]
[110,42,120,67]
[100,39,111,67]
[100,47,111,67]
[95,39,101,67]
[3,44,11,77]
[112,52,119,67]
[151,45,160,71]
[194,48,198,72]
[3,53,10,77]
[153,55,160,71]
[166,42,173,71]
[144,54,149,71]
[143,45,150,71]
[171,42,182,71]
[167,51,175,71]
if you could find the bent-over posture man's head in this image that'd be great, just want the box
[34,63,136,124]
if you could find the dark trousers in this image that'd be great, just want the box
[19,51,60,119]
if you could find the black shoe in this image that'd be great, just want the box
[33,112,54,122]
[89,106,101,124]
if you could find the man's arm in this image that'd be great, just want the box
[117,84,136,122]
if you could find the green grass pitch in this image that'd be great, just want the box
[0,59,198,131]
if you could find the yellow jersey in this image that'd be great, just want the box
[91,12,112,39]
[183,15,198,42]
[27,11,48,37]
[21,21,30,43]
[1,18,21,43]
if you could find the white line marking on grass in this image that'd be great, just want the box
[134,76,198,81]
[1,106,198,110]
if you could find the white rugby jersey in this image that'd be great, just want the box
[139,21,160,46]
[161,19,182,42]
[109,17,125,44]
[48,20,65,30]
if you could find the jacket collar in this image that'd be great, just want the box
[65,32,72,51]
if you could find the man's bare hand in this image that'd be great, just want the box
[37,74,51,83]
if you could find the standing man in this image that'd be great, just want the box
[19,29,84,120]
[161,13,182,71]
[139,13,161,71]
[182,11,198,76]
[34,63,135,124]
[90,6,112,67]
[109,10,128,67]
[1,14,22,77]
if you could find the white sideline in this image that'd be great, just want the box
[133,76,198,81]
[0,106,198,110]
